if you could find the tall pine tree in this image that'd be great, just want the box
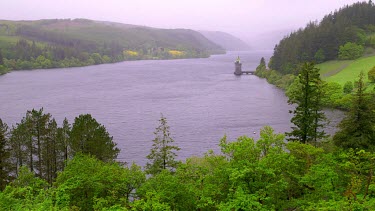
[0,119,11,190]
[145,115,180,175]
[333,72,375,150]
[286,62,327,143]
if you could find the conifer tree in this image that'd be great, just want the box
[56,118,71,170]
[286,62,327,143]
[0,119,11,190]
[333,72,375,150]
[145,115,180,175]
[70,114,119,162]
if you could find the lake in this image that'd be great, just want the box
[0,51,342,165]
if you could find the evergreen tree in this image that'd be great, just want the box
[26,108,51,178]
[333,72,375,150]
[146,115,180,175]
[286,62,327,143]
[70,114,119,162]
[56,118,71,170]
[0,119,11,190]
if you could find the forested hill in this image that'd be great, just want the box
[0,19,224,73]
[269,1,375,74]
[199,30,251,51]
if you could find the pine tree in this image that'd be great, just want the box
[0,119,11,190]
[286,62,327,143]
[256,57,266,71]
[145,115,180,175]
[333,72,375,150]
[70,114,119,162]
[56,118,70,170]
[26,108,51,178]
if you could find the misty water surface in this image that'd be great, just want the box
[0,51,341,165]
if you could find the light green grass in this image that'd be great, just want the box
[0,35,20,48]
[317,60,353,77]
[318,55,375,86]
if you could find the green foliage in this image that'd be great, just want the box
[269,2,375,74]
[286,62,327,143]
[0,118,11,190]
[343,81,354,93]
[70,114,120,162]
[145,115,180,175]
[338,42,364,60]
[2,120,375,209]
[368,66,375,82]
[55,154,145,210]
[256,57,266,72]
[314,48,325,63]
[334,72,375,150]
[321,82,344,107]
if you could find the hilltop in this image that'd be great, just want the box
[0,19,224,73]
[199,30,250,51]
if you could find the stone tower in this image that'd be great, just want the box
[234,56,242,75]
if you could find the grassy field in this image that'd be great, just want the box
[318,55,375,85]
[0,35,21,48]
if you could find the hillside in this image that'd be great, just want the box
[199,30,250,51]
[0,19,224,73]
[318,52,375,85]
[269,1,375,75]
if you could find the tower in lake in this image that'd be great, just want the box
[234,56,242,75]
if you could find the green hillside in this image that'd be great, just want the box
[269,1,375,75]
[318,54,375,85]
[0,19,224,73]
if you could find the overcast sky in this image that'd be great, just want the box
[0,0,362,49]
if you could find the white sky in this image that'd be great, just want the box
[0,0,363,48]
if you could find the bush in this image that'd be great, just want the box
[343,81,354,94]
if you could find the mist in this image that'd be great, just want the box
[0,0,362,50]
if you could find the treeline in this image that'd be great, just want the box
[0,108,119,188]
[0,19,223,73]
[0,38,209,72]
[1,122,375,209]
[269,1,375,74]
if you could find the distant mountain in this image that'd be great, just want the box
[199,31,251,51]
[0,19,224,72]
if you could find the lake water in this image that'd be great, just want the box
[0,51,342,165]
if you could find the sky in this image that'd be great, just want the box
[0,0,363,49]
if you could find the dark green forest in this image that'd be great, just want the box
[0,19,224,74]
[269,1,375,74]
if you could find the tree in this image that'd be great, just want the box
[333,72,375,150]
[368,66,375,83]
[145,115,180,175]
[314,49,325,63]
[25,108,51,179]
[338,42,364,60]
[69,114,119,162]
[343,81,354,94]
[286,62,327,143]
[0,119,11,190]
[56,118,70,169]
[55,154,145,210]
